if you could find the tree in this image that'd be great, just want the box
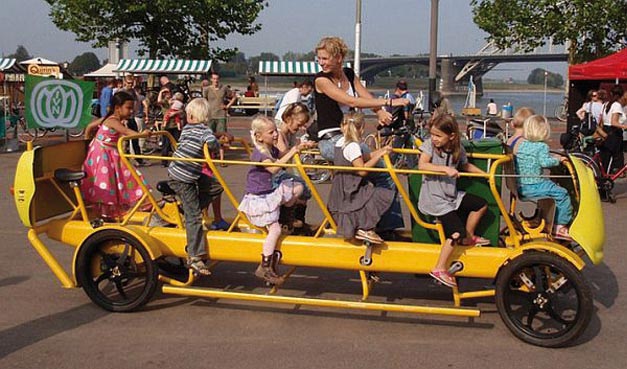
[470,0,627,64]
[527,68,564,88]
[68,52,101,75]
[45,0,267,61]
[7,45,32,62]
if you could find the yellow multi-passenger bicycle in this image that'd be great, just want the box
[13,131,604,348]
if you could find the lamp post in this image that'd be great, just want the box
[354,0,362,78]
[428,0,439,110]
[543,70,548,116]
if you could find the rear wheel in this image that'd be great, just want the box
[495,251,593,347]
[76,230,158,312]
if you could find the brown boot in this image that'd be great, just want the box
[255,254,285,286]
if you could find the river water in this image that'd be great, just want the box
[373,90,565,118]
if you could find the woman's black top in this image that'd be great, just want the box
[314,67,356,133]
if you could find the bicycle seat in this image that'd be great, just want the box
[54,168,86,182]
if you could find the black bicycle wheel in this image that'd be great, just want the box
[76,229,158,312]
[495,251,593,347]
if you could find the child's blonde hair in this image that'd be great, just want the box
[340,112,366,146]
[315,36,349,59]
[523,115,551,142]
[281,102,310,124]
[185,98,210,124]
[250,114,276,156]
[512,107,535,128]
[173,92,184,102]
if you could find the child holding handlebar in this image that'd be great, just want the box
[238,115,307,285]
[418,114,489,288]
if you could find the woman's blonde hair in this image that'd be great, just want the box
[340,112,366,145]
[523,115,550,142]
[281,102,310,124]
[185,98,210,124]
[512,107,535,128]
[250,114,276,156]
[315,36,348,60]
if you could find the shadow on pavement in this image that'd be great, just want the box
[0,275,30,288]
[0,303,109,359]
[584,262,618,309]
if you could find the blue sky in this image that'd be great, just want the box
[0,0,567,79]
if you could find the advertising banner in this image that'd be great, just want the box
[25,75,94,129]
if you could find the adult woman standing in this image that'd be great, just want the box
[600,85,626,173]
[313,36,409,240]
[314,36,408,160]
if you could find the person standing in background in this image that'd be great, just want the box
[203,72,237,163]
[99,79,114,118]
[274,80,313,124]
[122,76,146,166]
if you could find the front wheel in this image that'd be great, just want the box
[495,251,593,348]
[76,230,158,312]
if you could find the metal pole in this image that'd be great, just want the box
[428,0,439,111]
[543,70,548,116]
[354,0,362,78]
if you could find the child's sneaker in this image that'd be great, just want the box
[554,225,573,241]
[429,269,457,288]
[209,219,230,230]
[355,229,384,244]
[187,257,211,276]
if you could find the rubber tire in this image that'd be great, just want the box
[495,251,593,348]
[76,229,158,312]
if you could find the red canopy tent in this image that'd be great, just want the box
[569,48,627,81]
[567,49,627,129]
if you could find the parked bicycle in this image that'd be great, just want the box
[555,96,568,122]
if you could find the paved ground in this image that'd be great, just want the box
[0,116,625,369]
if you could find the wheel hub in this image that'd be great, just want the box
[533,293,549,309]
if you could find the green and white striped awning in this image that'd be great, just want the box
[0,58,25,72]
[258,61,352,76]
[114,59,212,74]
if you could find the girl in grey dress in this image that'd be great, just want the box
[327,113,395,244]
[418,114,489,288]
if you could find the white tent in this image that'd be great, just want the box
[84,63,118,78]
[20,57,58,66]
[114,59,212,74]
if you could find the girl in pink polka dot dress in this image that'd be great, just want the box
[81,91,150,220]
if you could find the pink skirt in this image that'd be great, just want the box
[238,180,297,227]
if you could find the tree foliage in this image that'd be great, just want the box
[527,68,563,88]
[45,0,267,61]
[470,0,627,63]
[68,52,101,75]
[7,45,32,62]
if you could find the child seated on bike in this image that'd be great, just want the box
[276,102,316,233]
[516,115,573,240]
[506,107,535,152]
[327,112,395,244]
[418,113,489,288]
[238,115,307,285]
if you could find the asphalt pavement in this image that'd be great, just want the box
[0,116,626,369]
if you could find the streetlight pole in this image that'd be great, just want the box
[354,0,362,78]
[543,70,548,116]
[428,0,439,110]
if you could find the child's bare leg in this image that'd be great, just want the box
[211,195,223,222]
[262,222,282,256]
[465,205,487,238]
[283,183,304,207]
[434,235,457,271]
